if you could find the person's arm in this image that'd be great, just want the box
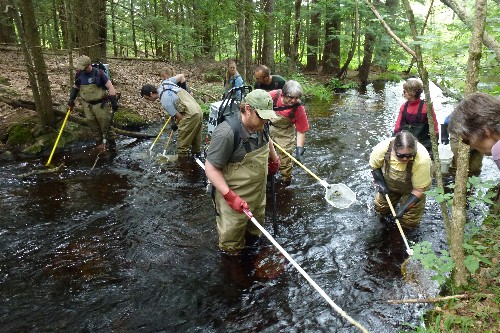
[297,131,306,148]
[205,160,230,195]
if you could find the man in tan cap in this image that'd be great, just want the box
[204,89,280,254]
[67,55,120,151]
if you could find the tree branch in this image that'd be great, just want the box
[363,0,416,58]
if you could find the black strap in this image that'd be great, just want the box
[384,140,414,182]
[225,114,251,153]
[272,90,301,120]
[159,82,180,99]
[402,100,425,125]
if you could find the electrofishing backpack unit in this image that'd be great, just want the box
[91,62,110,79]
[206,85,253,138]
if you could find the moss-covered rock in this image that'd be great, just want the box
[6,122,36,146]
[113,108,149,130]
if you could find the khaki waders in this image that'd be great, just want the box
[270,115,295,182]
[214,144,269,252]
[175,89,203,156]
[80,83,116,143]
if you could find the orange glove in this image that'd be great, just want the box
[223,189,249,213]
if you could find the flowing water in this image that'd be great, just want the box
[1,82,498,332]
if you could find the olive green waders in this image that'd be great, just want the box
[214,144,269,252]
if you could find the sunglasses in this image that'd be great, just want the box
[395,151,416,159]
[286,95,301,100]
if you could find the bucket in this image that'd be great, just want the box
[438,145,454,174]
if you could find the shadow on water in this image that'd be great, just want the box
[0,81,498,332]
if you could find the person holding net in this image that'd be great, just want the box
[369,131,432,228]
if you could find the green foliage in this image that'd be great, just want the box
[289,73,333,102]
[203,70,223,83]
[112,109,148,128]
[412,241,455,285]
[6,123,35,146]
[376,72,402,82]
[426,177,497,215]
[326,77,358,91]
[462,242,493,274]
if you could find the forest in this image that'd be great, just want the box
[0,0,499,332]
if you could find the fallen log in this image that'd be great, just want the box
[0,96,156,139]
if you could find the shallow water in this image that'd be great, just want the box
[1,81,498,332]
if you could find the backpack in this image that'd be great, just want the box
[92,62,110,79]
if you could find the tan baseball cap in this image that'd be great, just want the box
[243,89,277,120]
[76,55,91,70]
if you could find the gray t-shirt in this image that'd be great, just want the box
[206,115,269,169]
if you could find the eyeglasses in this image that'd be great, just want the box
[395,151,416,159]
[286,95,301,100]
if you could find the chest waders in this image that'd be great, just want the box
[401,100,431,151]
[79,72,114,143]
[270,90,299,181]
[161,84,203,156]
[375,140,425,228]
[213,143,269,252]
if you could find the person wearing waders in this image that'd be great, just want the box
[393,78,439,159]
[141,73,203,158]
[67,55,119,151]
[269,80,309,187]
[158,66,190,92]
[253,64,286,91]
[204,89,280,255]
[370,131,432,228]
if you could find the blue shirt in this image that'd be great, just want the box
[75,68,109,88]
[158,77,181,117]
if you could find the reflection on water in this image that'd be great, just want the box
[0,81,497,332]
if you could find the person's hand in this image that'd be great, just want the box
[295,146,305,162]
[223,189,249,213]
[68,87,79,109]
[109,95,119,112]
[171,122,178,131]
[268,158,280,175]
[371,169,389,195]
[395,194,420,219]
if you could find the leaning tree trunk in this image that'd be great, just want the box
[10,0,55,132]
[449,0,488,287]
[336,2,359,79]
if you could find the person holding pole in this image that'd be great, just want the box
[204,89,280,254]
[140,72,203,158]
[67,55,119,151]
[369,131,432,228]
[269,80,310,187]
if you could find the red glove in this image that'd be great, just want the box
[223,189,249,213]
[268,158,280,175]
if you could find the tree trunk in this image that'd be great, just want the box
[283,5,291,59]
[111,0,118,57]
[13,0,55,132]
[358,30,375,86]
[440,0,500,63]
[290,0,302,70]
[238,0,253,82]
[450,0,488,287]
[0,5,17,43]
[130,0,138,58]
[321,12,341,74]
[261,0,275,68]
[372,0,397,69]
[336,2,359,79]
[305,0,319,71]
[51,0,61,49]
